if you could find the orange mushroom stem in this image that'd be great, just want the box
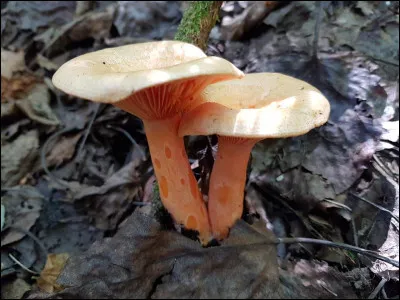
[208,136,259,239]
[142,115,210,243]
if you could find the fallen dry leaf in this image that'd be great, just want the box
[74,159,143,231]
[1,74,39,102]
[1,130,39,187]
[1,49,25,79]
[26,211,359,299]
[37,253,70,294]
[45,133,83,168]
[15,84,60,126]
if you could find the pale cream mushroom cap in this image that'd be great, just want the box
[179,73,330,139]
[52,41,243,104]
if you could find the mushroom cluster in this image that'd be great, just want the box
[53,42,330,245]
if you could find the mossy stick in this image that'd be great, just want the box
[175,1,223,50]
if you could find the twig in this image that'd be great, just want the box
[41,127,75,188]
[367,56,399,67]
[350,192,399,223]
[320,282,338,297]
[322,199,360,262]
[351,217,359,247]
[132,201,151,206]
[74,103,100,177]
[8,253,40,275]
[274,237,399,268]
[253,183,326,240]
[382,286,388,299]
[322,199,352,211]
[312,1,324,58]
[76,103,100,158]
[368,277,387,299]
[106,125,146,161]
[7,225,49,260]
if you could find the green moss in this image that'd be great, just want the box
[175,1,222,50]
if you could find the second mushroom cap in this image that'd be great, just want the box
[179,73,330,240]
[179,72,330,138]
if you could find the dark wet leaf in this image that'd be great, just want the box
[40,5,115,58]
[255,168,335,212]
[1,278,31,299]
[220,1,281,41]
[114,1,181,40]
[74,160,143,231]
[263,3,294,28]
[348,177,399,280]
[355,14,399,64]
[319,52,388,118]
[279,259,359,299]
[344,267,372,297]
[303,109,382,194]
[26,211,279,298]
[8,236,38,273]
[37,201,103,255]
[26,211,359,299]
[0,101,20,119]
[1,186,44,246]
[67,6,115,42]
[3,1,75,32]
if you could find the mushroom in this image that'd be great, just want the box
[179,73,330,240]
[52,41,243,244]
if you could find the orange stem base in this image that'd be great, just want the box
[143,116,211,244]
